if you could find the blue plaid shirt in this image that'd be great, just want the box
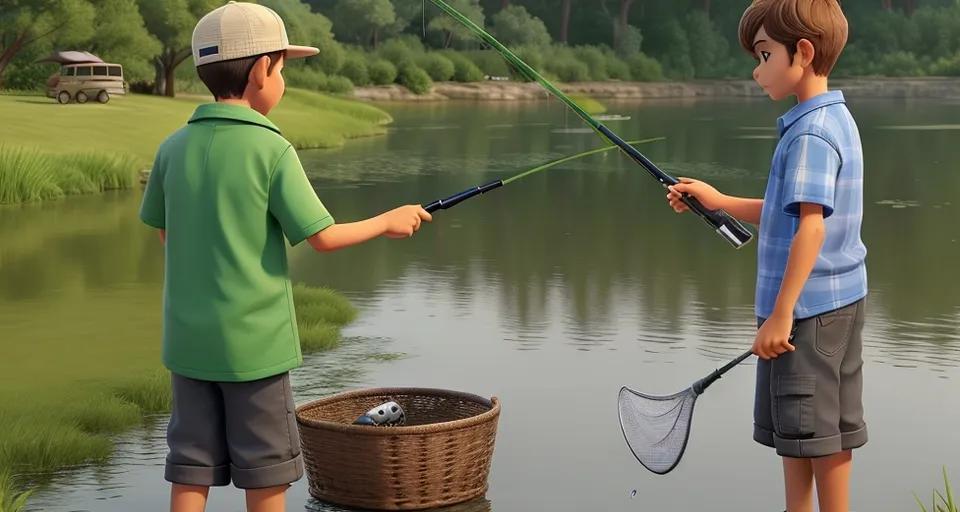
[755,90,868,320]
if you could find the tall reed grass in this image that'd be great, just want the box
[0,144,137,204]
[915,467,958,512]
[0,283,358,505]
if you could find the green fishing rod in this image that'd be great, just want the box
[423,138,664,213]
[425,0,754,249]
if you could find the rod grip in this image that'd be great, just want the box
[680,194,754,249]
[423,180,503,213]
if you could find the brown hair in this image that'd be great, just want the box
[738,0,848,76]
[196,51,284,100]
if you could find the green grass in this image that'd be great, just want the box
[0,144,138,204]
[0,283,358,503]
[0,471,32,512]
[915,467,959,512]
[0,89,393,204]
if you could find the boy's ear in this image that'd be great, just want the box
[248,55,271,90]
[796,38,816,69]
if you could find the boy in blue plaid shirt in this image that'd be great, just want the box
[664,1,866,511]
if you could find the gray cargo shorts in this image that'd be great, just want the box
[164,371,304,489]
[753,298,868,459]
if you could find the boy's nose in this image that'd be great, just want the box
[753,68,760,81]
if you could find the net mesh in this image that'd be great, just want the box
[617,386,699,475]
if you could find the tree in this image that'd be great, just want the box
[86,0,162,81]
[136,0,223,97]
[560,0,573,43]
[260,0,344,73]
[491,5,551,47]
[427,0,484,49]
[331,0,395,49]
[0,0,96,90]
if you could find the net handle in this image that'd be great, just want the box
[691,349,754,395]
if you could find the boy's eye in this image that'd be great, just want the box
[760,51,771,62]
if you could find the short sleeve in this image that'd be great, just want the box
[139,152,165,229]
[268,146,334,246]
[781,134,841,218]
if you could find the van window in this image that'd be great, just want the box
[92,66,108,76]
[76,67,92,77]
[60,67,75,76]
[108,66,123,77]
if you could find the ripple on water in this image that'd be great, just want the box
[864,312,960,371]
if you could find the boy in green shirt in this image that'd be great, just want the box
[139,3,431,511]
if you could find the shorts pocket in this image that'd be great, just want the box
[815,307,855,357]
[772,374,816,439]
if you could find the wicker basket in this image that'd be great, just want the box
[296,387,501,511]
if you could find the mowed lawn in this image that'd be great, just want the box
[0,88,393,166]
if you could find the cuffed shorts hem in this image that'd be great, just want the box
[164,461,231,487]
[753,424,868,458]
[231,453,305,489]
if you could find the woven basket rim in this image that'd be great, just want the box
[295,387,500,436]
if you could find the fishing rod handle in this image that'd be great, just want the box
[594,125,754,249]
[680,194,755,250]
[423,180,503,213]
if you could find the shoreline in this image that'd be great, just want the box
[353,77,960,102]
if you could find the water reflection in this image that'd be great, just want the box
[290,98,960,369]
[7,97,960,512]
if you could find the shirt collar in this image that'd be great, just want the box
[187,102,282,135]
[777,90,845,136]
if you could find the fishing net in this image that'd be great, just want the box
[617,386,699,475]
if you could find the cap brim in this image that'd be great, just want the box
[285,45,320,60]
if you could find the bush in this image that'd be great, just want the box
[377,38,422,68]
[367,59,398,85]
[574,46,609,81]
[313,37,345,75]
[322,75,354,95]
[628,53,665,82]
[462,50,513,78]
[339,58,370,86]
[442,51,485,82]
[283,65,328,91]
[418,53,456,82]
[397,64,433,95]
[548,59,590,82]
[879,51,925,77]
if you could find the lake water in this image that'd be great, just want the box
[5,96,960,511]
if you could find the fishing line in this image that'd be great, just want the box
[422,138,664,213]
[425,0,754,249]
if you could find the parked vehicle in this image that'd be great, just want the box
[35,51,129,104]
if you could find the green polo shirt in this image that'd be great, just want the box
[139,103,334,382]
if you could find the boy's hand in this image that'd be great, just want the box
[666,177,725,212]
[752,311,796,359]
[381,205,432,238]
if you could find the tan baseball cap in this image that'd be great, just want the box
[191,1,319,67]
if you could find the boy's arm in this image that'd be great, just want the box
[771,133,839,317]
[771,203,825,317]
[269,146,390,252]
[716,196,764,225]
[159,229,166,245]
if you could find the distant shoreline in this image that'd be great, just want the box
[353,77,960,102]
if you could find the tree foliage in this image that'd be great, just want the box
[6,0,960,95]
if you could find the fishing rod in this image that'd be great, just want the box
[423,137,664,213]
[425,0,754,250]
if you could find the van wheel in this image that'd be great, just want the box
[97,90,110,104]
[57,91,71,104]
[76,91,88,104]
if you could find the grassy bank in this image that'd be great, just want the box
[0,88,393,205]
[0,283,357,508]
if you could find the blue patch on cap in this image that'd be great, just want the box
[198,46,219,58]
